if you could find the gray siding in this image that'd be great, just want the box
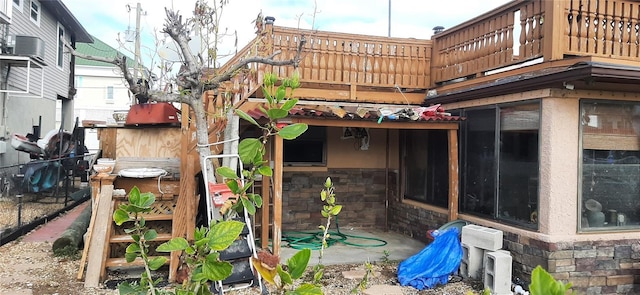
[0,0,74,168]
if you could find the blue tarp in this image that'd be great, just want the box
[397,227,463,290]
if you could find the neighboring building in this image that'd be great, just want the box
[0,0,91,168]
[69,36,134,153]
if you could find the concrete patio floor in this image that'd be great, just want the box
[278,228,427,266]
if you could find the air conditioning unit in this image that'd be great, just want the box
[14,36,45,62]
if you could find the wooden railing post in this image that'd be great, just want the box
[543,0,566,61]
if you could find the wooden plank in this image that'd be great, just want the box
[76,194,99,280]
[448,129,459,221]
[272,135,283,257]
[169,153,196,282]
[84,185,114,288]
[290,117,460,130]
[261,142,272,249]
[115,128,181,158]
[97,128,117,159]
[113,157,180,176]
[114,178,180,199]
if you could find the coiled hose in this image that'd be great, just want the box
[282,217,388,250]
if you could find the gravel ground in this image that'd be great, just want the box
[0,196,484,294]
[0,238,484,295]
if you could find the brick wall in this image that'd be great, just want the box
[504,232,640,294]
[281,169,388,231]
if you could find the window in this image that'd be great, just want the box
[57,23,64,68]
[283,126,326,165]
[106,86,114,101]
[29,0,39,25]
[460,102,540,229]
[580,100,640,230]
[401,129,449,208]
[13,0,22,11]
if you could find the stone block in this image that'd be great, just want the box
[461,224,503,251]
[460,244,485,280]
[484,251,512,295]
[607,275,634,286]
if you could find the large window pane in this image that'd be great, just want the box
[580,100,640,230]
[402,129,449,208]
[498,103,539,228]
[461,108,496,217]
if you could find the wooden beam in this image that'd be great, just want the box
[543,0,566,61]
[169,154,196,282]
[84,185,113,288]
[272,135,283,257]
[289,117,459,130]
[261,141,272,249]
[448,129,459,221]
[290,88,425,104]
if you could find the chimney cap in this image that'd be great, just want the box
[265,16,276,24]
[432,26,445,34]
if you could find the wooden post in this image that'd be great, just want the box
[272,135,283,257]
[169,154,196,282]
[261,141,272,249]
[543,0,566,61]
[84,185,114,288]
[448,129,459,221]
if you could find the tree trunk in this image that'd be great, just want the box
[52,201,92,252]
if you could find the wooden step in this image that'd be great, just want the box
[126,214,173,221]
[105,256,170,268]
[110,233,172,243]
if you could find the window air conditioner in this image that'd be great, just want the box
[14,36,45,62]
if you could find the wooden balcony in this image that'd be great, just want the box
[221,0,640,105]
[431,0,640,85]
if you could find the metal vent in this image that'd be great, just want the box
[14,36,45,62]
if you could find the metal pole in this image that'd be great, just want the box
[388,0,391,37]
[132,2,142,105]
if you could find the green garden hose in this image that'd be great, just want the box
[282,217,388,250]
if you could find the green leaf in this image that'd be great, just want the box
[289,283,323,295]
[124,252,137,263]
[157,237,189,252]
[238,138,261,164]
[281,98,298,112]
[278,123,308,140]
[226,179,240,194]
[208,220,245,251]
[248,193,263,208]
[263,86,274,105]
[143,229,157,241]
[277,264,293,285]
[216,166,238,179]
[325,177,332,188]
[275,85,287,102]
[330,205,342,215]
[287,248,311,280]
[257,165,273,177]
[203,258,233,281]
[125,243,141,254]
[148,256,167,271]
[113,209,130,225]
[267,108,289,120]
[235,108,260,127]
[241,198,256,215]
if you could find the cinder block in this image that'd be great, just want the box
[460,243,485,279]
[484,250,512,295]
[461,224,503,251]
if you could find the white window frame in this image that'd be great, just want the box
[29,0,39,26]
[56,23,64,69]
[12,0,22,12]
[106,86,114,103]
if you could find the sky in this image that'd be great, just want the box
[61,0,512,69]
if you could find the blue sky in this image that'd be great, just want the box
[62,0,512,67]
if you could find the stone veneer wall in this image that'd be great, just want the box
[504,232,640,294]
[281,169,388,231]
[384,170,449,245]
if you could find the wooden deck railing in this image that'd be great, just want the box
[431,0,640,84]
[221,0,640,98]
[268,27,432,90]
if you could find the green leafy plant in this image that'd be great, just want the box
[312,177,341,284]
[529,265,575,295]
[216,71,307,218]
[381,250,391,264]
[350,261,374,294]
[113,186,245,295]
[112,186,169,295]
[252,248,321,294]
